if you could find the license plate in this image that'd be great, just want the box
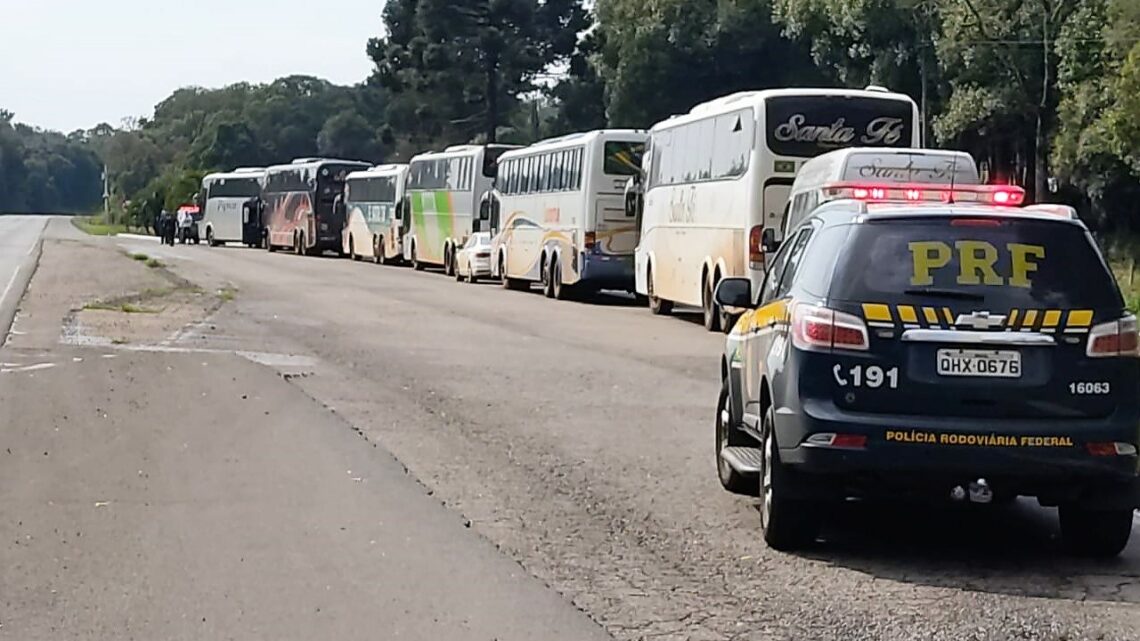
[937,349,1021,378]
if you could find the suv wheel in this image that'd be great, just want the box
[759,404,821,551]
[716,378,753,495]
[1059,504,1133,558]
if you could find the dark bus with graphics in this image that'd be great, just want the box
[262,158,370,255]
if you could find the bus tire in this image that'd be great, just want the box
[350,236,361,261]
[443,244,454,276]
[412,244,424,271]
[374,237,385,265]
[552,260,570,301]
[647,265,673,315]
[703,277,723,332]
[206,228,218,247]
[543,255,555,298]
[265,233,276,253]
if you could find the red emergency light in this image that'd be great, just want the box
[822,182,1026,207]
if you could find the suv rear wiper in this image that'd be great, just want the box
[903,288,985,301]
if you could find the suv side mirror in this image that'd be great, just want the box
[715,278,752,310]
[761,228,781,253]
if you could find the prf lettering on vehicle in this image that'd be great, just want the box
[908,240,1045,288]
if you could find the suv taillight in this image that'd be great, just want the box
[1087,315,1140,357]
[748,225,764,269]
[791,304,869,352]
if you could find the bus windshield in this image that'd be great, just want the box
[208,177,261,199]
[603,141,645,176]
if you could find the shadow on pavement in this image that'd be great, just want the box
[782,499,1140,603]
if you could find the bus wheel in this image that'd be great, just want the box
[552,260,571,301]
[349,236,360,261]
[374,237,384,265]
[703,278,724,332]
[265,233,275,253]
[412,244,424,271]
[500,256,511,289]
[206,228,216,247]
[647,266,673,315]
[543,255,555,298]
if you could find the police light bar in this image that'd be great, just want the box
[822,182,1026,207]
[1022,204,1079,219]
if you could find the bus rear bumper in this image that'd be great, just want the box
[578,253,634,291]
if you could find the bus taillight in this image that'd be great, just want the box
[584,231,597,250]
[748,226,764,269]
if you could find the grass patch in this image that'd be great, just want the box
[218,286,238,302]
[73,216,128,236]
[83,301,159,314]
[1111,259,1140,314]
[145,258,164,269]
[130,252,149,261]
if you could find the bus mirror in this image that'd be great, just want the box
[473,219,483,233]
[478,197,490,221]
[394,201,403,221]
[761,228,780,253]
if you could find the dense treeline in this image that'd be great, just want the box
[4,0,1138,230]
[0,110,103,214]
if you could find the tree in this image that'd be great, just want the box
[593,0,823,128]
[369,0,587,146]
[317,112,384,161]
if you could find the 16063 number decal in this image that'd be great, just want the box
[1070,381,1111,395]
[833,364,900,389]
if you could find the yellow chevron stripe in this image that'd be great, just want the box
[862,303,892,323]
[1042,310,1061,328]
[1007,309,1019,328]
[897,305,918,324]
[923,307,939,325]
[1022,310,1039,328]
[1067,310,1093,328]
[942,308,954,326]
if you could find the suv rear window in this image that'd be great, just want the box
[829,217,1122,310]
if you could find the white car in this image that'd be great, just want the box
[455,232,493,283]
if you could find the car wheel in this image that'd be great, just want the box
[1059,505,1133,558]
[703,277,723,332]
[647,265,673,315]
[759,404,821,551]
[455,258,464,281]
[716,378,754,495]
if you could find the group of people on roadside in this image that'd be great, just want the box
[154,208,197,245]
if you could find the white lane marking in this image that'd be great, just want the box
[0,362,55,374]
[1,266,21,308]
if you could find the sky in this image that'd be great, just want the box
[0,0,382,133]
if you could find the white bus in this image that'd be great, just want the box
[481,130,647,298]
[342,164,409,264]
[199,168,265,247]
[633,87,920,331]
[404,144,518,274]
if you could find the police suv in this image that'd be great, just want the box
[714,181,1140,556]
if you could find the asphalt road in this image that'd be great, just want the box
[0,221,612,641]
[0,215,47,337]
[5,222,1140,640]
